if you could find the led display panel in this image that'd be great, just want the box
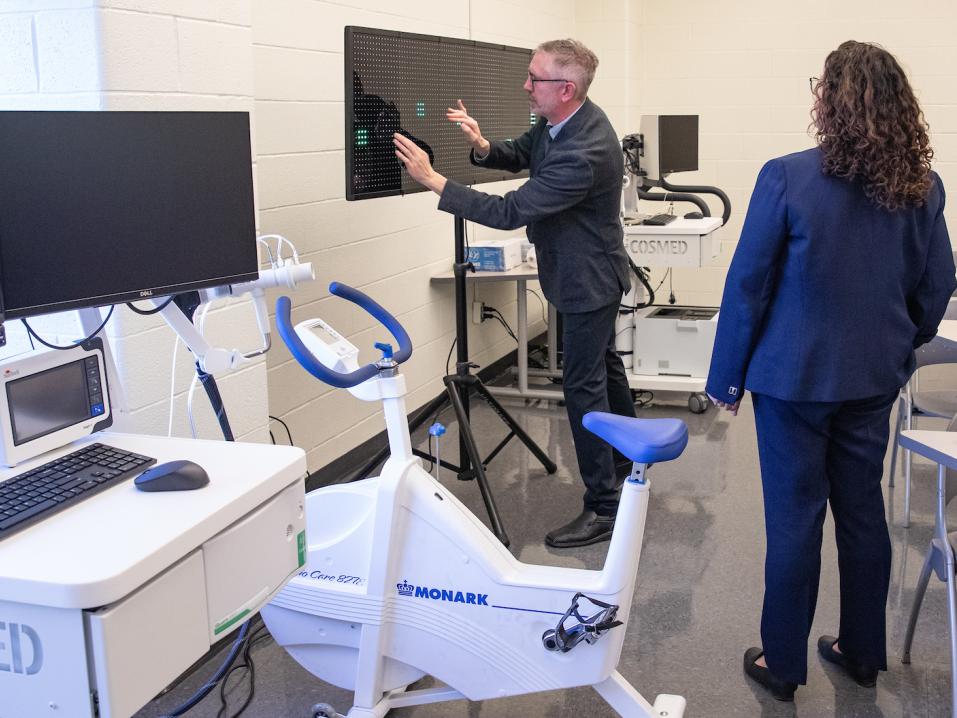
[346,26,534,200]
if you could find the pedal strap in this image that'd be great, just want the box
[543,592,622,653]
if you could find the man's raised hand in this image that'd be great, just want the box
[446,100,490,155]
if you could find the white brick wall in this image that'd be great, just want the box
[634,0,957,308]
[253,0,594,472]
[0,1,269,445]
[11,0,945,472]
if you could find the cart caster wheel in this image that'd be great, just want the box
[688,392,708,414]
[312,703,338,718]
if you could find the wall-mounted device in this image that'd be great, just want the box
[0,338,112,467]
[345,26,533,200]
[638,114,699,183]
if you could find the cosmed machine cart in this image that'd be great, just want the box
[618,114,731,414]
[622,216,722,413]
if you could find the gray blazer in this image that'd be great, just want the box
[438,98,629,314]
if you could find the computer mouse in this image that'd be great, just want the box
[684,211,704,219]
[135,460,210,492]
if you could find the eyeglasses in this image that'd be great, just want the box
[528,73,569,87]
[809,76,820,91]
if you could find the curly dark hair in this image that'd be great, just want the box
[811,40,934,211]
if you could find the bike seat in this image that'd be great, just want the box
[582,413,688,464]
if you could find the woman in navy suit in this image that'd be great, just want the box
[707,40,956,702]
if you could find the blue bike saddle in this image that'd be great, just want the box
[582,413,688,464]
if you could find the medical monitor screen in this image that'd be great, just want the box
[0,111,259,319]
[346,26,533,200]
[7,358,91,445]
[658,115,698,175]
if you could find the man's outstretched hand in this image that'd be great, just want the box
[446,100,490,155]
[393,133,446,195]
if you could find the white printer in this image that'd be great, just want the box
[632,306,719,379]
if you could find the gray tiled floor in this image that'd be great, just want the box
[137,389,955,717]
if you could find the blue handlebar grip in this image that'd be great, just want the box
[275,296,377,389]
[329,282,413,364]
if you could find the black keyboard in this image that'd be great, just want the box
[642,213,678,226]
[0,443,156,541]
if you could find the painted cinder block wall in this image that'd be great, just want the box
[2,1,951,467]
[255,0,641,472]
[0,0,269,444]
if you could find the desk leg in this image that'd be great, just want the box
[488,281,563,402]
[548,303,559,375]
[517,279,528,394]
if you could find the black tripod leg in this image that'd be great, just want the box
[445,378,510,547]
[474,379,558,474]
[349,392,451,482]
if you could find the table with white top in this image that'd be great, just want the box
[937,319,957,346]
[899,427,957,718]
[900,429,957,471]
[432,262,563,402]
[0,432,307,718]
[431,218,724,406]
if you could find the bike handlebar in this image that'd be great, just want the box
[275,282,413,389]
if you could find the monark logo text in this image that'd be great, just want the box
[396,579,488,606]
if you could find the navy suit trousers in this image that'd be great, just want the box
[562,301,636,516]
[752,391,896,685]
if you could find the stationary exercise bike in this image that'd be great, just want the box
[262,282,689,718]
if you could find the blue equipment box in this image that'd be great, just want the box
[466,237,523,272]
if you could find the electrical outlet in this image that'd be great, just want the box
[472,301,486,324]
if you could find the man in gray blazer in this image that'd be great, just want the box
[394,39,634,548]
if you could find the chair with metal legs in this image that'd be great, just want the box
[889,303,957,527]
[901,412,957,718]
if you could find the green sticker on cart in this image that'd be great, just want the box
[297,530,306,567]
[214,608,250,635]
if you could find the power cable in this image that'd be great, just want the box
[21,306,115,350]
[126,296,175,315]
[268,415,294,446]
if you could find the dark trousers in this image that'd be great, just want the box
[562,301,636,516]
[751,391,895,685]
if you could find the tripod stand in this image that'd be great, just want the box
[351,216,556,546]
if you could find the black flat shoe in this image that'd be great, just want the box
[743,647,797,702]
[545,510,615,548]
[817,635,878,687]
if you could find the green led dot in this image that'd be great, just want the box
[356,128,369,147]
[416,101,426,118]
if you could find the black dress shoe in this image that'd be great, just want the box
[817,635,878,687]
[545,510,615,548]
[743,647,797,702]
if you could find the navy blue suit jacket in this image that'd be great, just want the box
[707,147,956,405]
[437,98,629,313]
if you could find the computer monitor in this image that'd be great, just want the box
[638,114,699,182]
[0,111,259,320]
